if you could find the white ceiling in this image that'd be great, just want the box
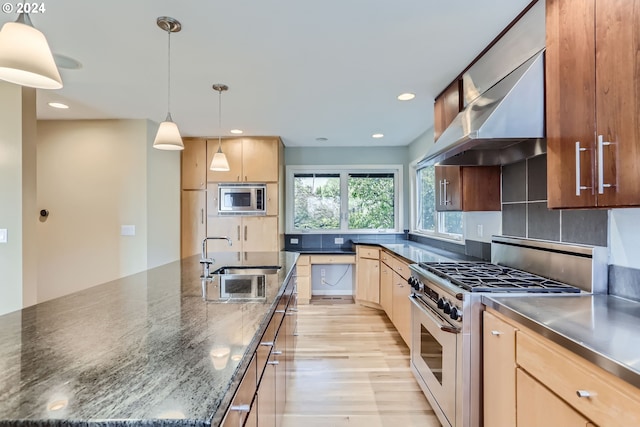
[2,0,533,147]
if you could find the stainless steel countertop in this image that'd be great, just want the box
[483,294,640,389]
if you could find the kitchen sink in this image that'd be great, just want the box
[213,266,281,275]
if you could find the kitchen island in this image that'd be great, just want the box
[0,251,298,427]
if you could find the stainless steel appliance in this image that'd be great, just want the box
[218,183,266,215]
[407,236,607,427]
[220,273,266,299]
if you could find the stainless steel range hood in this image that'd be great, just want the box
[420,49,546,167]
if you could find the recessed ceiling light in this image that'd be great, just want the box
[230,129,243,134]
[315,137,328,142]
[48,102,69,109]
[372,133,384,139]
[397,93,416,101]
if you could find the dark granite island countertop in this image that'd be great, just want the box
[0,251,298,427]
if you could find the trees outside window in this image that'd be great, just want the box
[416,166,463,239]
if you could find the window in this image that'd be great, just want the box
[415,165,463,240]
[288,166,401,232]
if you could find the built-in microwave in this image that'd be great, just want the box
[220,274,266,300]
[218,184,266,215]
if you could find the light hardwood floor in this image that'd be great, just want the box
[282,303,441,427]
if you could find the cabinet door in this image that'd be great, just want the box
[258,359,276,427]
[206,138,243,182]
[380,262,393,318]
[594,0,640,207]
[274,329,286,427]
[181,190,206,258]
[435,166,462,211]
[242,217,279,252]
[517,368,591,427]
[461,166,501,211]
[392,271,411,346]
[181,138,207,190]
[434,80,461,142]
[243,137,280,182]
[266,183,279,216]
[546,0,597,208]
[206,216,242,252]
[356,258,380,304]
[483,310,517,427]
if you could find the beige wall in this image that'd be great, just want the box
[36,119,180,302]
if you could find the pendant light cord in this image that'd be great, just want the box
[218,88,223,151]
[167,29,172,120]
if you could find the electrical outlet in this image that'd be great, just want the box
[290,238,299,244]
[321,268,326,277]
[334,237,344,244]
[0,228,7,243]
[477,224,483,237]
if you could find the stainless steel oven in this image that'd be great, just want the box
[220,274,266,299]
[411,294,461,427]
[218,183,266,215]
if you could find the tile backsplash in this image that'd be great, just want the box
[501,154,608,247]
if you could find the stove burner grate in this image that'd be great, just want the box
[418,262,581,293]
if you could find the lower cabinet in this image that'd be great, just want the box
[355,245,380,305]
[379,262,393,318]
[483,308,640,427]
[224,269,297,427]
[391,270,411,346]
[295,256,310,304]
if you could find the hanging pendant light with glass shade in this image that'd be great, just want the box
[0,7,63,89]
[153,16,184,151]
[210,84,230,171]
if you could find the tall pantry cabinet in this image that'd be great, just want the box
[180,137,284,258]
[546,0,640,208]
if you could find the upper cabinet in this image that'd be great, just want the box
[181,138,208,190]
[207,137,282,183]
[433,80,462,142]
[546,0,640,208]
[435,165,501,211]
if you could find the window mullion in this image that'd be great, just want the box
[340,172,349,231]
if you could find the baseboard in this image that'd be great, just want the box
[312,290,353,296]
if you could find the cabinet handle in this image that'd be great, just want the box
[267,360,279,365]
[576,390,592,398]
[272,350,283,355]
[597,135,613,194]
[438,180,443,206]
[229,404,250,413]
[286,312,295,316]
[201,208,204,224]
[490,330,502,336]
[575,141,589,196]
[237,226,241,241]
[244,175,248,182]
[260,341,274,347]
[275,310,285,314]
[289,308,298,312]
[244,225,248,241]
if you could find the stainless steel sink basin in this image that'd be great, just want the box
[213,266,281,275]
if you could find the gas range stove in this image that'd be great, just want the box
[416,261,582,293]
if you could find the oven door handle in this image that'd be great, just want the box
[411,295,461,334]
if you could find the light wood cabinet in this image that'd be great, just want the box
[181,138,207,190]
[380,261,393,318]
[483,310,517,427]
[207,137,281,183]
[296,256,311,304]
[435,165,501,212]
[516,368,591,427]
[546,0,640,208]
[180,191,206,258]
[484,308,640,427]
[206,216,279,253]
[391,270,411,346]
[434,79,462,142]
[355,246,380,305]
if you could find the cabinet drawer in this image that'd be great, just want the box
[517,330,640,427]
[310,255,356,264]
[296,265,310,277]
[392,258,410,280]
[380,251,392,264]
[222,353,257,427]
[358,246,380,260]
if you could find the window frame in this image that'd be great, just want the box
[410,161,464,243]
[286,164,403,234]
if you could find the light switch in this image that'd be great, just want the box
[121,225,135,236]
[0,228,7,243]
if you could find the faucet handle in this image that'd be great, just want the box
[200,258,214,264]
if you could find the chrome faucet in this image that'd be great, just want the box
[200,236,232,278]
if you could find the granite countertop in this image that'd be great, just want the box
[353,240,475,263]
[0,251,298,427]
[483,294,640,389]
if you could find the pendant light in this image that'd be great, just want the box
[0,8,62,89]
[210,84,230,171]
[153,17,183,151]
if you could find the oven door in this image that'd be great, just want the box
[410,296,459,427]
